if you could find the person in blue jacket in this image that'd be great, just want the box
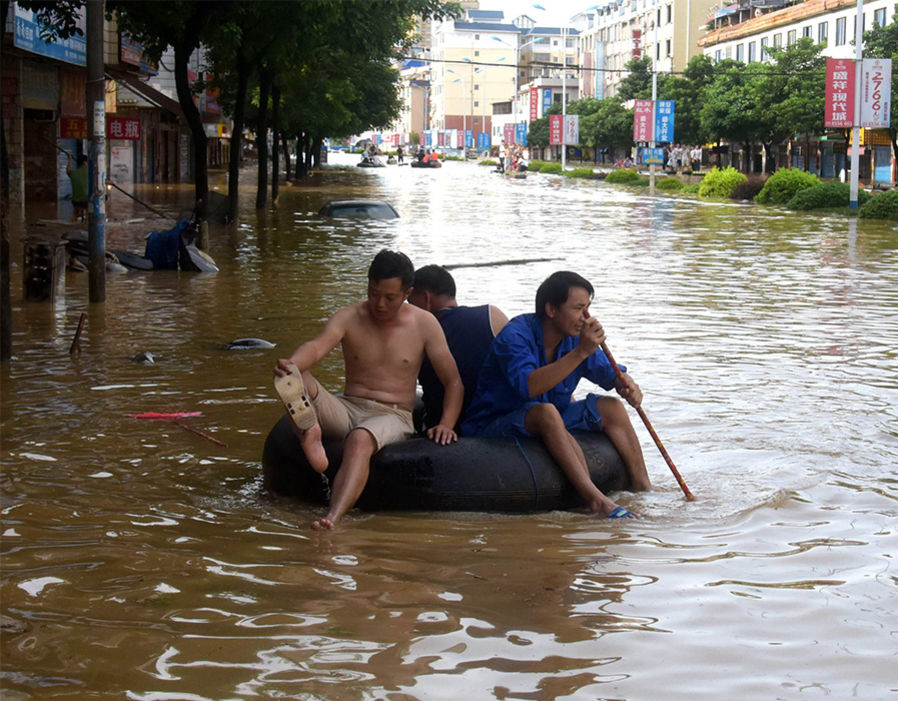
[462,271,651,517]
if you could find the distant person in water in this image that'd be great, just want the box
[274,250,463,530]
[462,271,652,518]
[66,154,88,223]
[408,264,508,431]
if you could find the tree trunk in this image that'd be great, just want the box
[227,56,251,224]
[282,132,291,183]
[1,0,11,361]
[271,82,280,203]
[174,41,208,222]
[255,68,271,210]
[311,137,322,169]
[297,133,309,178]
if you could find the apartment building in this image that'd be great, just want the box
[698,0,895,63]
[576,0,719,99]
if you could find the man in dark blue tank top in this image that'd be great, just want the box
[409,265,508,431]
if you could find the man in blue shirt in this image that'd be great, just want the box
[462,271,651,517]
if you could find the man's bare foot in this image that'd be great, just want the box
[299,423,329,473]
[311,517,336,530]
[589,498,639,518]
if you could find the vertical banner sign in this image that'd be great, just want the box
[477,132,491,150]
[655,100,675,143]
[515,122,528,146]
[437,131,445,147]
[503,123,515,145]
[633,99,653,142]
[825,58,855,128]
[542,88,553,115]
[465,129,474,148]
[861,57,892,128]
[563,114,579,145]
[549,114,563,145]
[530,87,539,120]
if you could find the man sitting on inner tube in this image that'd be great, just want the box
[408,265,509,432]
[273,250,463,530]
[461,271,652,518]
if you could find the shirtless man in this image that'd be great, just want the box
[274,250,463,530]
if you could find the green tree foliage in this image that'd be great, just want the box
[786,181,871,210]
[527,116,549,149]
[617,56,653,102]
[660,55,716,147]
[578,98,634,160]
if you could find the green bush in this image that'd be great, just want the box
[858,188,898,219]
[529,160,550,171]
[680,183,701,194]
[605,167,641,184]
[787,181,871,210]
[755,168,819,205]
[698,166,747,199]
[441,154,464,162]
[478,159,498,167]
[656,176,683,191]
[731,175,767,201]
[562,167,596,178]
[539,162,563,175]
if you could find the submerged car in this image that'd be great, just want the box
[319,199,399,219]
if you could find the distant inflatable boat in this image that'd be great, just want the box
[261,415,630,512]
[410,160,442,168]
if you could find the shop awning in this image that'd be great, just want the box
[106,67,183,117]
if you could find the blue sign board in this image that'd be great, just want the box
[642,147,665,165]
[542,88,553,116]
[655,100,675,143]
[515,122,528,146]
[425,131,433,147]
[14,5,86,66]
[465,129,474,148]
[477,132,491,150]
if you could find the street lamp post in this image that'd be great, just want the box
[491,35,546,149]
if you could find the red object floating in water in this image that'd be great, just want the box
[130,412,204,420]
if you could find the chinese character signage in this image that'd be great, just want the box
[642,147,665,164]
[530,87,539,121]
[542,88,553,115]
[549,114,563,145]
[14,4,86,66]
[563,114,579,146]
[503,123,515,145]
[825,58,855,128]
[515,122,528,146]
[633,100,653,142]
[861,58,891,128]
[465,129,474,148]
[107,117,141,140]
[60,118,88,139]
[655,100,675,143]
[477,132,491,150]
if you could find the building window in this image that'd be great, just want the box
[818,21,828,44]
[715,49,722,62]
[803,25,812,38]
[474,50,479,56]
[474,84,479,90]
[474,101,479,108]
[474,34,479,40]
[666,4,672,23]
[773,33,782,48]
[875,7,886,26]
[748,41,756,62]
[836,17,846,45]
[656,43,660,60]
[787,29,796,45]
[736,43,744,62]
[666,38,671,57]
[760,36,768,59]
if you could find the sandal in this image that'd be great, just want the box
[274,363,317,431]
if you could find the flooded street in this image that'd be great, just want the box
[2,153,897,699]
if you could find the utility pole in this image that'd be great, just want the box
[87,0,106,303]
[849,0,863,209]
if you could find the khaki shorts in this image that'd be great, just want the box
[309,379,414,451]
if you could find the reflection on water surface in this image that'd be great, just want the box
[2,154,897,699]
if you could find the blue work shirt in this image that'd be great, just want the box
[461,313,623,436]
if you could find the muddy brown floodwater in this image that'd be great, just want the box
[2,153,897,699]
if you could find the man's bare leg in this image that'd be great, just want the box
[524,404,626,517]
[595,397,651,491]
[292,371,327,473]
[312,428,377,530]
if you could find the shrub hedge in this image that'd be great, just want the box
[755,168,819,205]
[605,167,642,184]
[786,181,871,210]
[698,166,747,199]
[538,162,563,174]
[656,176,683,191]
[730,175,767,201]
[858,188,898,219]
[562,167,597,178]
